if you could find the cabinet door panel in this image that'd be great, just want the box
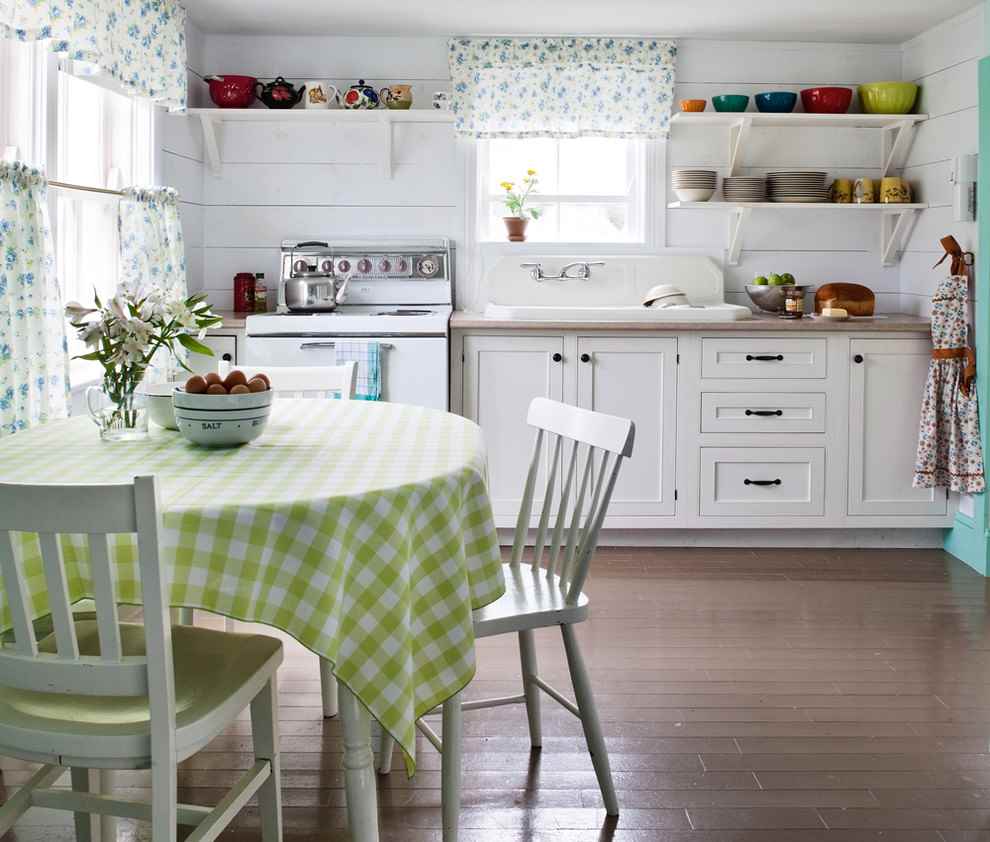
[848,338,946,516]
[462,335,564,520]
[189,335,236,374]
[576,336,677,518]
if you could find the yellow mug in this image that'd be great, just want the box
[853,177,876,204]
[828,178,853,204]
[880,177,912,204]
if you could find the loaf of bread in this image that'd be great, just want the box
[814,283,875,317]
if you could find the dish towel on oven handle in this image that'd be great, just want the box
[335,341,382,401]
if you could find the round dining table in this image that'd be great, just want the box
[0,398,505,842]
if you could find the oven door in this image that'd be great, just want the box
[244,335,449,410]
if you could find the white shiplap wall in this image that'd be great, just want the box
[900,4,983,315]
[175,22,981,312]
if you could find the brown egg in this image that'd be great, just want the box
[185,375,208,394]
[253,372,271,388]
[207,383,228,395]
[204,372,222,386]
[229,384,250,395]
[224,369,248,390]
[247,377,268,393]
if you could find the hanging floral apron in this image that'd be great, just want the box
[913,274,985,493]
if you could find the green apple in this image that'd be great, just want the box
[768,273,787,286]
[752,275,769,286]
[781,272,796,284]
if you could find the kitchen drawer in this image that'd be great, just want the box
[701,392,827,433]
[701,337,827,379]
[700,447,825,516]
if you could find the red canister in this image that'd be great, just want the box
[233,272,255,313]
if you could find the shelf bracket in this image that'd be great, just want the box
[198,112,222,175]
[880,119,917,177]
[726,206,751,265]
[880,208,919,266]
[727,117,752,177]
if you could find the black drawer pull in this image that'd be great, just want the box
[744,478,782,487]
[746,354,784,362]
[745,409,783,417]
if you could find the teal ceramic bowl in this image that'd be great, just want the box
[858,82,919,114]
[712,94,749,113]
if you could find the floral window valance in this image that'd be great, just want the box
[448,37,677,140]
[0,0,188,111]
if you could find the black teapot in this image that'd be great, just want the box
[255,76,305,109]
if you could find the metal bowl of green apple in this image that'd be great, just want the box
[745,273,803,313]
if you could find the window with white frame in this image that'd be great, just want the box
[0,40,44,165]
[478,137,648,243]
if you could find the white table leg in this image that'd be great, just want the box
[319,658,339,717]
[98,770,116,842]
[338,684,379,842]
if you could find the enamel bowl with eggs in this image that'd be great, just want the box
[173,370,274,447]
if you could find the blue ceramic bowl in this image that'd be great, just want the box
[712,94,749,113]
[755,91,797,113]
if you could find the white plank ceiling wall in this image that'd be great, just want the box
[163,9,982,314]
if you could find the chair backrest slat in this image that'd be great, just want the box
[223,363,357,400]
[87,533,123,661]
[510,399,634,603]
[38,532,79,659]
[0,531,38,656]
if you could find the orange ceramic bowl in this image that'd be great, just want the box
[680,99,706,113]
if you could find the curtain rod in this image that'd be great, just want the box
[48,179,124,198]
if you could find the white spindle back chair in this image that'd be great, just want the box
[378,397,635,840]
[0,477,284,842]
[219,361,357,400]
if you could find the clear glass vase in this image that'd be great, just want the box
[86,373,149,442]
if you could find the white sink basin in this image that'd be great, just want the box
[484,303,752,322]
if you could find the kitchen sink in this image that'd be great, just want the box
[484,303,751,321]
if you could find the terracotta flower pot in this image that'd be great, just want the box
[504,217,528,242]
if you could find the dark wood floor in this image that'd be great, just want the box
[5,546,990,841]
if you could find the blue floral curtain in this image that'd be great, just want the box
[0,0,187,111]
[0,162,69,436]
[448,37,677,139]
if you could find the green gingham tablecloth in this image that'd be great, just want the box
[0,399,504,772]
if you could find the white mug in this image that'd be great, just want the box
[305,81,339,109]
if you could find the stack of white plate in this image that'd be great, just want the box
[723,176,766,202]
[672,169,717,202]
[767,171,828,203]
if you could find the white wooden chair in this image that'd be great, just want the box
[0,476,284,842]
[216,361,356,720]
[377,397,634,840]
[218,361,357,400]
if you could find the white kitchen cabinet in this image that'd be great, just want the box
[848,338,947,516]
[462,335,565,520]
[576,336,677,518]
[189,334,237,375]
[700,446,826,517]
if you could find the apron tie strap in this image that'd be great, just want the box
[933,347,977,396]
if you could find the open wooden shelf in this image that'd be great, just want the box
[668,201,926,210]
[671,112,927,129]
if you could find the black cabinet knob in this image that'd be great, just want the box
[552,353,563,363]
[222,353,232,362]
[580,353,591,363]
[854,354,864,364]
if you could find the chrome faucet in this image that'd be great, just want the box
[520,261,606,282]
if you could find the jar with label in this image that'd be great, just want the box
[233,272,255,313]
[253,273,267,313]
[781,285,806,319]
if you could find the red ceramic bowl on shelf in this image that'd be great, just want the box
[800,86,853,114]
[205,75,257,108]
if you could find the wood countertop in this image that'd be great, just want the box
[450,311,931,332]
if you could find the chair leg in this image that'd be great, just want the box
[251,676,283,842]
[441,691,463,842]
[376,728,395,774]
[517,629,542,748]
[149,756,177,842]
[560,623,618,816]
[319,658,339,718]
[98,770,118,842]
[70,767,93,842]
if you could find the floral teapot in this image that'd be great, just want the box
[341,79,381,109]
[255,76,305,109]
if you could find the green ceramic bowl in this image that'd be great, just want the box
[712,94,749,113]
[858,82,919,115]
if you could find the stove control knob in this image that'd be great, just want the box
[396,258,409,273]
[417,256,440,277]
[357,258,373,274]
[378,258,391,273]
[336,258,351,274]
[293,259,309,274]
[320,259,333,274]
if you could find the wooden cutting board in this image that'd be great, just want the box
[814,283,875,316]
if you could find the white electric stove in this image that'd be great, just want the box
[245,239,454,410]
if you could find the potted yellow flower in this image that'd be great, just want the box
[501,169,541,242]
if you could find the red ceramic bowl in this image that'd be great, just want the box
[205,75,257,108]
[800,86,852,114]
